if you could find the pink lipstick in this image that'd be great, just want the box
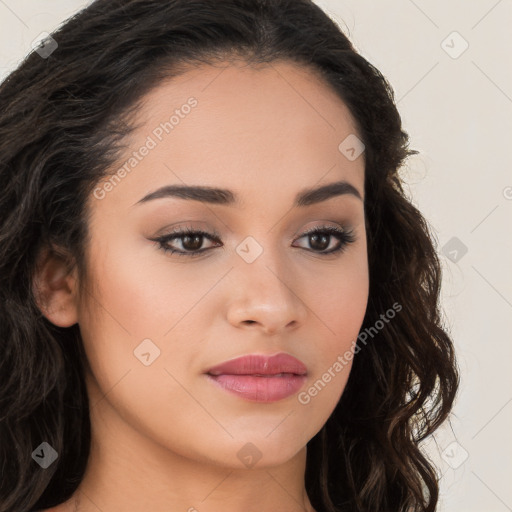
[205,353,307,402]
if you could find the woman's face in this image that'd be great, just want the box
[78,60,369,468]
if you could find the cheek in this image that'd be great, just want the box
[76,241,215,415]
[327,267,369,350]
[301,249,369,404]
[76,252,211,457]
[312,245,369,349]
[79,237,217,342]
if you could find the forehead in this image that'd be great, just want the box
[136,58,361,145]
[94,59,365,211]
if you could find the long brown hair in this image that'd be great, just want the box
[0,1,458,510]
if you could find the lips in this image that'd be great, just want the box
[207,353,307,376]
[205,353,307,402]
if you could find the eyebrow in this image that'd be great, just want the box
[133,179,363,208]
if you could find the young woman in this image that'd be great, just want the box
[0,1,458,511]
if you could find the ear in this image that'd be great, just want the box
[32,245,79,327]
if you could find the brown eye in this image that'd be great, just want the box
[153,228,221,257]
[152,225,356,259]
[292,226,356,255]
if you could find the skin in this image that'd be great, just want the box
[35,59,369,512]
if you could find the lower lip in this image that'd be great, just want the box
[207,374,307,402]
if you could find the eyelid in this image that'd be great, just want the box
[152,222,356,258]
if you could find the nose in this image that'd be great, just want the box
[225,252,308,336]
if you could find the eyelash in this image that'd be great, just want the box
[152,225,356,258]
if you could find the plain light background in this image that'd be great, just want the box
[1,1,511,511]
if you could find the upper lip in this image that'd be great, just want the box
[206,352,308,376]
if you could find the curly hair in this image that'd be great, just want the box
[0,0,458,511]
